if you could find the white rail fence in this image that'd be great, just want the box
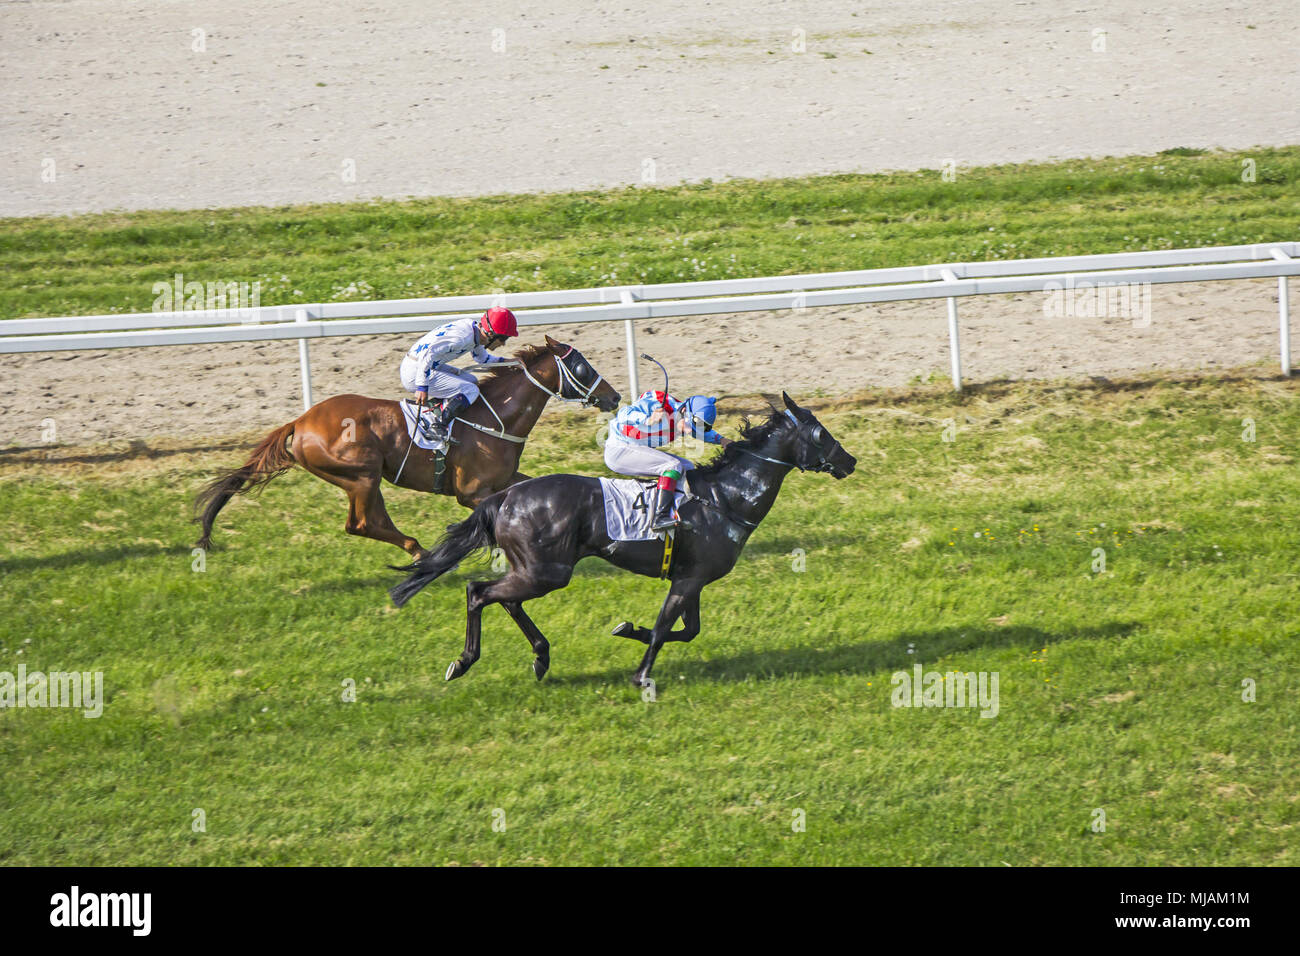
[2,243,1295,407]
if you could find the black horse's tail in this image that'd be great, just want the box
[389,495,503,607]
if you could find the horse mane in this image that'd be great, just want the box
[478,343,552,391]
[688,407,788,477]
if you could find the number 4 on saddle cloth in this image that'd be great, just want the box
[599,476,690,578]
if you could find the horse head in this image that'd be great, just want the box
[541,334,621,411]
[778,392,856,479]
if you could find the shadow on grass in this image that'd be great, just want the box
[547,620,1139,688]
[0,438,250,466]
[0,541,184,573]
[795,369,1287,417]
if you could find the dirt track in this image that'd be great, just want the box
[2,1,1296,217]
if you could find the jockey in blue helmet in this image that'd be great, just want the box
[604,391,729,532]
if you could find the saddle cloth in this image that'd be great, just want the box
[400,399,446,452]
[599,477,686,542]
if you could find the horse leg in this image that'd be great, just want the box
[363,485,427,557]
[299,439,426,557]
[344,477,425,556]
[501,602,550,680]
[631,582,702,689]
[445,564,572,682]
[613,595,701,646]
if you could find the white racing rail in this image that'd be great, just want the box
[2,242,1295,406]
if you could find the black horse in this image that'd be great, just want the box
[390,393,857,689]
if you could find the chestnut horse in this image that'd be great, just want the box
[194,335,620,557]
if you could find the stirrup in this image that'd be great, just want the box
[425,427,458,449]
[417,418,439,441]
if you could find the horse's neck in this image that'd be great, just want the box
[478,357,554,430]
[708,435,795,527]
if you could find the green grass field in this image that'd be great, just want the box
[2,145,1297,319]
[1,374,1296,865]
[2,147,1296,865]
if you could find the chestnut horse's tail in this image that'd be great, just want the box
[193,420,297,549]
[388,493,503,607]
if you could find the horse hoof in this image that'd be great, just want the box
[445,660,465,682]
[532,657,549,681]
[611,621,635,638]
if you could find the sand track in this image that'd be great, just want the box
[2,1,1296,217]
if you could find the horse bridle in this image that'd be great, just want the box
[516,348,605,407]
[738,410,837,473]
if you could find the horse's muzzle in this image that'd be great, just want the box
[828,449,857,479]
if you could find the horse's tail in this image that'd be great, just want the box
[193,420,297,549]
[389,494,503,608]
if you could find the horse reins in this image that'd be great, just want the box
[678,411,839,530]
[458,349,603,443]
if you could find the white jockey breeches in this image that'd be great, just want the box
[604,439,695,477]
[400,357,481,404]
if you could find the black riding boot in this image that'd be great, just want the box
[650,484,678,533]
[431,393,470,442]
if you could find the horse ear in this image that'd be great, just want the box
[544,334,564,353]
[782,392,800,413]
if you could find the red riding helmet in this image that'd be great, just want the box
[480,307,519,338]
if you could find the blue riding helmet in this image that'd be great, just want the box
[682,395,717,435]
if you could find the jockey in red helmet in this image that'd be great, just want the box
[399,307,519,444]
[480,306,518,340]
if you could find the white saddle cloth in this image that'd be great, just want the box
[599,477,685,541]
[400,399,447,452]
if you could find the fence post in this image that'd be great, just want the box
[940,269,962,391]
[620,289,639,397]
[296,308,313,410]
[1273,249,1292,376]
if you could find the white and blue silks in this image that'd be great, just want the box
[399,317,507,404]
